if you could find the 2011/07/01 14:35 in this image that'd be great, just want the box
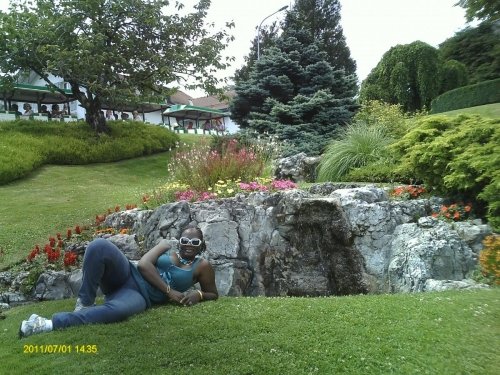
[23,344,98,354]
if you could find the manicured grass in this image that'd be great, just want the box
[439,103,500,118]
[2,289,498,374]
[0,116,498,374]
[0,152,173,269]
[0,132,207,270]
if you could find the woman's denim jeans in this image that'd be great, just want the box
[52,238,147,329]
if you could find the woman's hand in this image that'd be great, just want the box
[166,289,186,305]
[179,291,202,307]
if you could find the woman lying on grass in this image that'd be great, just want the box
[19,225,218,338]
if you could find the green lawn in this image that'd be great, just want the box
[1,289,498,374]
[0,133,205,270]
[0,152,172,269]
[439,102,500,118]
[0,119,498,374]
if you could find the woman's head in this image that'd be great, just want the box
[23,103,31,110]
[179,225,206,255]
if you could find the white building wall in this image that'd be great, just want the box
[10,73,241,133]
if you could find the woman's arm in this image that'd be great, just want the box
[180,260,218,306]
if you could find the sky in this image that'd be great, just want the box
[0,0,470,97]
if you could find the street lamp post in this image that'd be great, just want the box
[257,5,288,60]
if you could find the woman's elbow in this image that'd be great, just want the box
[137,259,149,272]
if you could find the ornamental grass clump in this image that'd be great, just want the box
[317,122,392,182]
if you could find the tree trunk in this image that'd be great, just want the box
[85,96,110,134]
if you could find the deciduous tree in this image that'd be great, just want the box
[439,21,499,84]
[360,41,447,112]
[456,0,500,22]
[0,0,233,133]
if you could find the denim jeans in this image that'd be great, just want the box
[52,238,147,329]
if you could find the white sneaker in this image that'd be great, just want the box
[74,298,95,312]
[19,314,52,338]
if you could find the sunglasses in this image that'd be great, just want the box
[179,237,202,247]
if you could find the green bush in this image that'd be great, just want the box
[353,100,410,138]
[0,119,178,184]
[431,78,500,114]
[391,114,499,230]
[343,162,416,184]
[317,122,392,182]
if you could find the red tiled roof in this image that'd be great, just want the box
[192,91,235,110]
[169,91,193,105]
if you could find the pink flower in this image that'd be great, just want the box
[271,179,297,190]
[175,190,196,202]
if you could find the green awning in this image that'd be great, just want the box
[1,83,74,104]
[163,104,229,120]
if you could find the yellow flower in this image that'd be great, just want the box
[227,189,234,194]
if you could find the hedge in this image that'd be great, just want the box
[430,78,500,114]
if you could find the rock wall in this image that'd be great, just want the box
[102,185,491,296]
[1,185,491,306]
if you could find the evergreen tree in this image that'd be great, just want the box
[282,0,356,75]
[230,33,357,156]
[233,22,280,84]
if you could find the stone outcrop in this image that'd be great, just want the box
[0,185,492,306]
[274,153,321,182]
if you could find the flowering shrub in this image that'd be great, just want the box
[172,178,297,203]
[432,202,472,222]
[478,235,499,285]
[19,202,139,293]
[166,139,265,191]
[26,226,84,268]
[21,226,86,293]
[234,132,284,164]
[270,179,297,190]
[142,181,190,209]
[211,179,241,198]
[94,227,130,236]
[174,190,217,202]
[95,204,138,224]
[389,185,427,200]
